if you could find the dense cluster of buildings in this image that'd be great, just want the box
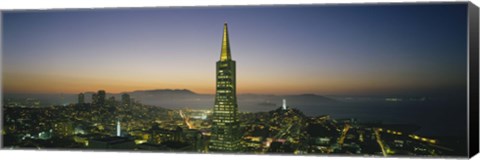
[2,98,459,156]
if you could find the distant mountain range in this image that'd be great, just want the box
[3,89,336,111]
[126,89,336,110]
[130,89,196,95]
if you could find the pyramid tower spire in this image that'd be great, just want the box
[210,23,240,152]
[220,23,231,61]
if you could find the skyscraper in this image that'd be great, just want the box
[121,93,131,107]
[209,23,240,152]
[78,93,85,104]
[97,90,106,107]
[92,93,98,105]
[107,96,116,114]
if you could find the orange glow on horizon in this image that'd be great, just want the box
[3,70,456,95]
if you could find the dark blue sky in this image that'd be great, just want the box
[2,3,468,95]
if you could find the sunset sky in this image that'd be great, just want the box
[2,4,468,96]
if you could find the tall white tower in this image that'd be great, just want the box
[282,99,287,110]
[116,119,121,137]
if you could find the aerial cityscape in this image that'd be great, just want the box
[2,4,469,158]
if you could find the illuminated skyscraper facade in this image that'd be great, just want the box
[209,23,240,152]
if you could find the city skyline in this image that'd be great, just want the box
[2,4,468,96]
[1,3,474,157]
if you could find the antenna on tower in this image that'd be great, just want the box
[282,99,287,110]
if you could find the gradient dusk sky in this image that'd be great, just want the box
[2,3,468,96]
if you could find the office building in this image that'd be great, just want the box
[78,93,85,104]
[209,23,241,152]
